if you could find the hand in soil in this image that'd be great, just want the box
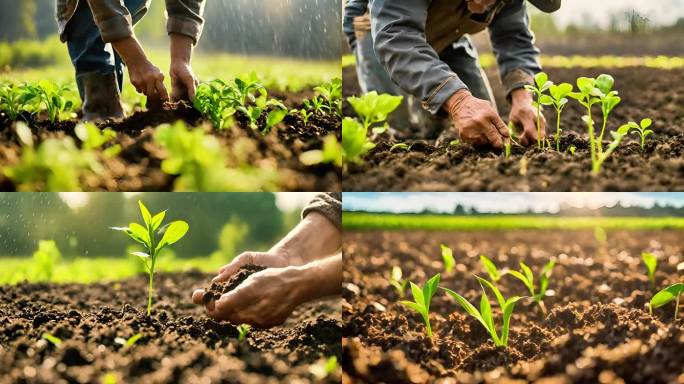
[509,88,547,146]
[445,89,509,149]
[211,250,290,284]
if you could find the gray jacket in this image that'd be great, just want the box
[56,0,205,44]
[363,0,551,114]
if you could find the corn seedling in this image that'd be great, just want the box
[539,82,573,151]
[649,283,683,320]
[626,118,654,151]
[641,252,657,288]
[114,333,142,349]
[399,273,440,339]
[442,276,522,347]
[32,240,61,281]
[42,333,63,346]
[507,260,555,315]
[440,244,455,274]
[389,266,408,298]
[480,255,501,282]
[237,324,251,342]
[111,200,189,316]
[525,72,553,149]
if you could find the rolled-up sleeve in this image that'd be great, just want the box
[371,0,468,114]
[343,0,369,51]
[302,193,342,230]
[488,0,541,97]
[165,0,205,44]
[85,0,134,42]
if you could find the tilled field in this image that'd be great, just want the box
[343,67,684,191]
[0,269,341,384]
[342,230,684,382]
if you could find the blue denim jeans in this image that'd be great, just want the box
[63,0,148,100]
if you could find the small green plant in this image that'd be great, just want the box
[23,80,74,123]
[399,273,440,339]
[442,276,522,347]
[504,123,513,159]
[347,92,403,133]
[569,145,576,156]
[507,260,555,315]
[0,82,33,120]
[111,200,189,316]
[313,78,342,116]
[194,79,237,129]
[525,72,553,149]
[539,82,573,151]
[594,74,621,153]
[42,333,63,346]
[440,244,455,274]
[237,94,287,134]
[299,134,343,167]
[568,77,601,166]
[297,108,313,125]
[626,118,654,151]
[237,324,251,342]
[341,117,375,165]
[649,283,683,320]
[389,266,408,298]
[641,252,657,287]
[449,139,461,147]
[32,240,61,281]
[390,143,411,152]
[114,333,142,348]
[74,122,121,158]
[310,356,339,380]
[480,255,501,282]
[592,124,630,174]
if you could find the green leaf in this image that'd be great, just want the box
[400,300,424,314]
[501,296,523,345]
[479,287,496,338]
[442,287,486,327]
[347,92,403,127]
[641,118,652,129]
[507,270,531,288]
[126,333,142,347]
[440,244,454,274]
[138,201,152,228]
[391,266,403,282]
[151,210,167,231]
[539,95,554,106]
[641,252,657,283]
[480,255,500,282]
[595,74,615,94]
[475,275,505,309]
[550,83,573,100]
[157,220,189,249]
[650,283,684,309]
[42,333,62,346]
[129,223,150,245]
[409,281,425,308]
[576,77,595,94]
[130,251,150,259]
[520,262,534,283]
[534,72,548,89]
[424,273,441,310]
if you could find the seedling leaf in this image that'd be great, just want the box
[480,255,500,282]
[641,252,657,285]
[440,244,454,274]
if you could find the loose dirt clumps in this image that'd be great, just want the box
[0,271,341,383]
[202,264,267,305]
[343,230,684,382]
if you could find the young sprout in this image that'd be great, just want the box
[299,134,343,167]
[626,118,654,152]
[310,356,339,380]
[442,276,522,347]
[480,255,501,282]
[42,333,63,346]
[237,324,251,342]
[449,139,461,147]
[389,266,408,298]
[390,143,411,152]
[341,117,375,165]
[594,74,621,153]
[440,244,455,274]
[111,201,189,317]
[569,145,576,156]
[641,252,657,287]
[524,72,553,149]
[539,82,573,151]
[592,125,630,174]
[399,273,440,339]
[504,123,513,159]
[507,260,555,315]
[114,333,142,349]
[649,283,683,320]
[347,91,403,133]
[568,77,601,167]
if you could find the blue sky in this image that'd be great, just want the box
[343,193,684,214]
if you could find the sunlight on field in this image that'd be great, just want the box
[343,213,684,231]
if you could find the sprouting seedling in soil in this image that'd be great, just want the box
[390,143,411,152]
[310,356,339,380]
[641,252,657,287]
[442,276,522,347]
[299,134,343,167]
[114,333,142,349]
[626,118,654,152]
[539,82,573,151]
[389,266,408,298]
[347,92,403,133]
[524,72,553,149]
[341,117,375,165]
[507,260,555,315]
[594,74,621,153]
[32,240,61,281]
[449,139,460,147]
[42,333,63,346]
[23,80,74,123]
[0,82,34,121]
[649,283,683,320]
[440,244,455,274]
[568,77,601,168]
[504,123,513,159]
[399,273,440,339]
[480,255,501,282]
[237,324,251,342]
[569,145,576,156]
[111,200,189,317]
[592,124,630,174]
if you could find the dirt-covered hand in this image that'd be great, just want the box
[445,89,509,149]
[509,88,546,147]
[213,251,289,283]
[128,60,169,106]
[170,61,198,102]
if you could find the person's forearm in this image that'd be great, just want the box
[111,35,148,67]
[297,254,342,302]
[170,33,194,64]
[270,212,341,265]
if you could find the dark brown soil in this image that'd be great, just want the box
[342,229,684,383]
[343,66,684,191]
[0,90,341,192]
[0,271,341,384]
[202,265,267,305]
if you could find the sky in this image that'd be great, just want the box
[343,193,684,214]
[542,0,684,28]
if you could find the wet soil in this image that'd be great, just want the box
[0,271,341,384]
[0,90,341,192]
[343,66,684,191]
[342,229,684,383]
[202,265,267,305]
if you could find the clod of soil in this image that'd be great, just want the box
[202,264,267,305]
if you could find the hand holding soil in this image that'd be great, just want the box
[445,89,509,149]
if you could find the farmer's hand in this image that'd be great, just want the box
[509,88,546,147]
[445,89,509,149]
[111,36,169,105]
[169,34,199,101]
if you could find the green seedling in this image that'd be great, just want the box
[480,255,501,282]
[75,122,121,158]
[23,80,74,123]
[194,79,237,129]
[626,118,654,151]
[0,83,34,120]
[310,356,339,380]
[347,92,403,133]
[568,77,601,168]
[504,123,513,159]
[442,276,522,347]
[299,134,343,167]
[539,82,573,151]
[449,139,461,147]
[111,200,189,316]
[440,244,455,274]
[592,124,630,174]
[507,260,555,315]
[114,333,142,349]
[389,266,408,298]
[593,74,621,153]
[42,333,63,346]
[32,240,61,281]
[237,94,287,134]
[237,324,251,342]
[399,273,440,339]
[649,283,683,320]
[390,143,411,152]
[569,145,576,156]
[341,117,375,165]
[641,252,657,287]
[313,78,342,116]
[297,108,313,125]
[525,72,553,149]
